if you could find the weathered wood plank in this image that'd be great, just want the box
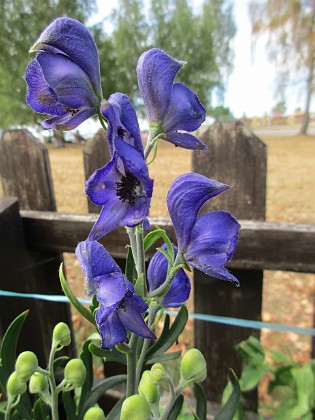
[192,121,267,410]
[19,210,315,273]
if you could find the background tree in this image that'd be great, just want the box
[272,100,286,115]
[0,0,95,129]
[249,0,315,134]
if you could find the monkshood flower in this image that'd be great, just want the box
[76,240,156,348]
[137,48,206,150]
[25,17,102,130]
[86,136,153,240]
[167,173,240,284]
[147,245,191,307]
[101,93,143,156]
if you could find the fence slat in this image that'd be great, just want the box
[192,121,267,410]
[0,130,74,365]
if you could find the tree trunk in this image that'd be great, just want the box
[300,55,315,135]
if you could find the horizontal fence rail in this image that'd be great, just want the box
[20,209,315,273]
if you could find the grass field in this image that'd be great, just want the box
[1,130,314,404]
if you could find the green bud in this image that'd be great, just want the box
[121,395,151,420]
[180,348,207,383]
[15,351,38,382]
[64,358,86,388]
[53,322,71,347]
[138,370,159,404]
[150,363,166,385]
[29,372,48,394]
[7,371,27,399]
[83,406,106,420]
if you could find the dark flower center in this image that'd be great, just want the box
[116,172,143,204]
[64,105,79,116]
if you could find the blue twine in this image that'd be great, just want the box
[1,289,315,336]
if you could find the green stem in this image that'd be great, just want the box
[135,303,160,384]
[161,374,176,420]
[126,334,138,397]
[97,109,108,133]
[144,127,164,160]
[5,398,13,420]
[136,224,147,297]
[47,344,59,420]
[127,227,138,271]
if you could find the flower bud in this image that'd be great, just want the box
[150,363,166,385]
[53,322,71,347]
[138,370,159,404]
[180,348,207,383]
[121,395,151,420]
[15,351,38,382]
[7,371,27,399]
[83,406,106,420]
[29,372,48,394]
[64,358,86,388]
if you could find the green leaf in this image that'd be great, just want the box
[146,306,188,360]
[80,375,127,416]
[62,390,77,420]
[216,372,241,420]
[59,263,96,326]
[0,310,29,395]
[32,398,50,420]
[156,247,174,265]
[78,340,94,414]
[135,273,145,296]
[239,362,269,392]
[53,356,69,372]
[195,383,207,420]
[125,246,136,283]
[167,395,184,420]
[235,336,265,365]
[144,228,166,252]
[88,343,127,365]
[147,350,182,364]
[106,396,125,420]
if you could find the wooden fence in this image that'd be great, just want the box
[1,122,315,412]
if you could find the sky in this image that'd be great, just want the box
[89,0,308,119]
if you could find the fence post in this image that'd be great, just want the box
[192,121,267,410]
[0,129,75,365]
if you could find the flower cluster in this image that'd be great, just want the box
[25,17,240,351]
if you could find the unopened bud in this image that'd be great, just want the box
[138,370,159,404]
[7,371,27,399]
[150,363,166,385]
[64,358,86,388]
[121,395,151,420]
[83,406,106,419]
[180,348,207,383]
[15,351,38,382]
[53,322,71,347]
[29,372,48,394]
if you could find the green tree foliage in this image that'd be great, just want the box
[249,0,315,134]
[0,0,95,128]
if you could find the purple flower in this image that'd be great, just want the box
[86,136,153,240]
[167,173,240,285]
[101,93,143,156]
[148,245,191,307]
[137,48,206,150]
[76,240,156,348]
[25,17,102,130]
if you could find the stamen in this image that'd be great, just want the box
[116,172,143,204]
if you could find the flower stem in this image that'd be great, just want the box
[136,224,147,297]
[47,344,59,420]
[126,334,138,397]
[97,109,108,133]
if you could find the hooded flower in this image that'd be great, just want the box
[101,93,143,156]
[137,48,206,150]
[147,244,191,308]
[167,173,240,285]
[25,17,102,130]
[76,240,156,348]
[86,136,153,240]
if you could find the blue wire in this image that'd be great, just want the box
[1,289,315,336]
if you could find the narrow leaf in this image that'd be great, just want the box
[125,246,136,283]
[78,340,94,413]
[167,395,184,420]
[59,263,96,326]
[144,228,166,251]
[195,383,207,420]
[88,343,127,365]
[147,350,182,364]
[215,372,241,420]
[62,390,77,420]
[106,396,125,420]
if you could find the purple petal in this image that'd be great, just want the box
[162,132,207,150]
[137,48,184,125]
[97,272,129,307]
[88,202,127,241]
[102,94,143,155]
[167,173,231,250]
[41,107,96,130]
[162,269,191,308]
[96,309,127,348]
[30,17,102,97]
[75,240,121,296]
[118,295,156,340]
[147,249,168,292]
[25,58,66,116]
[163,82,206,132]
[185,211,240,265]
[188,259,239,285]
[37,52,99,109]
